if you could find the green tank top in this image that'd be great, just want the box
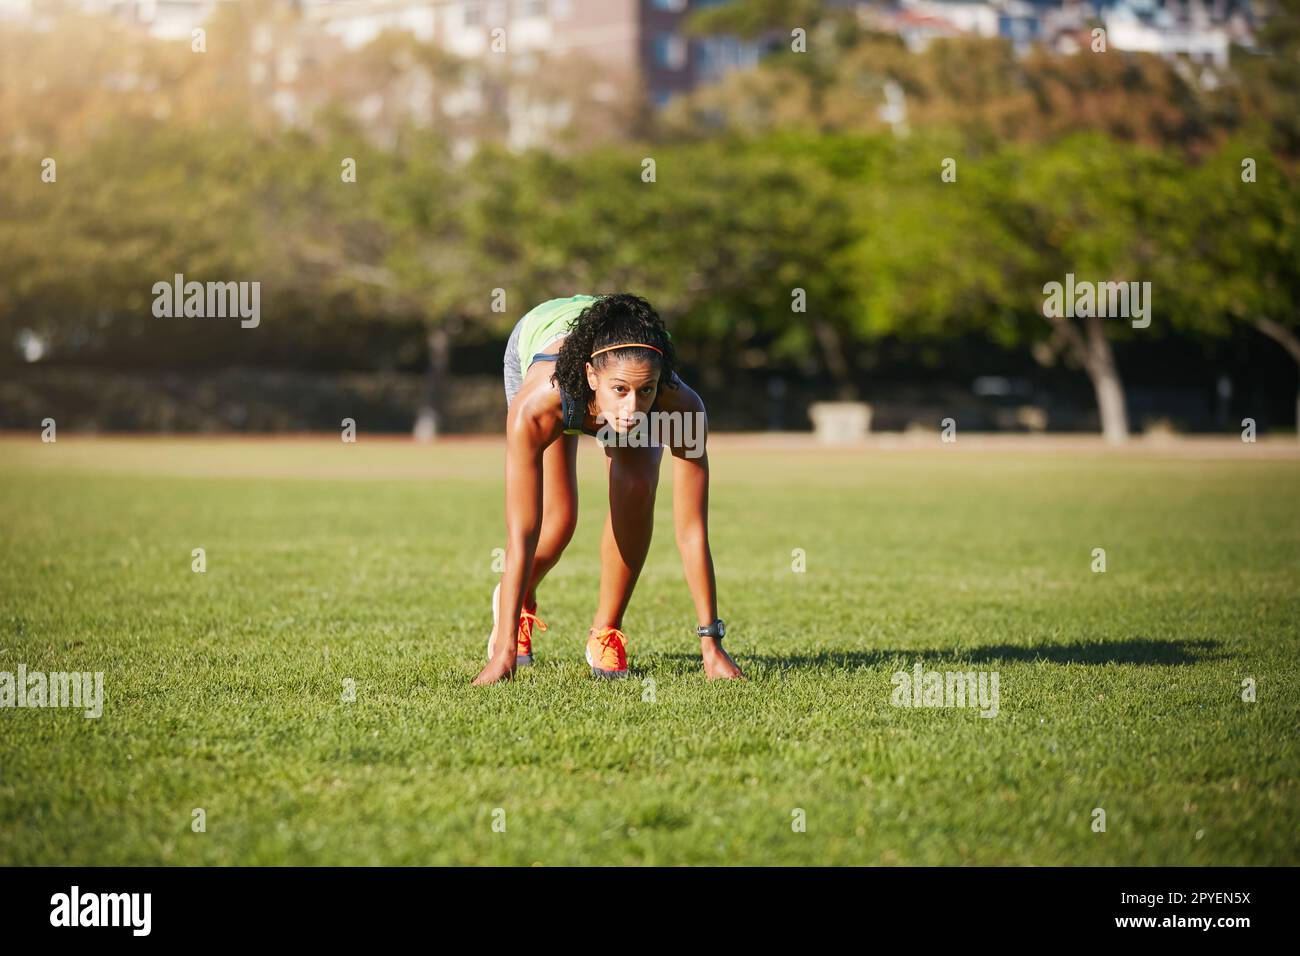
[516,294,674,437]
[515,295,599,378]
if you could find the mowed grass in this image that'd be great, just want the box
[0,435,1297,866]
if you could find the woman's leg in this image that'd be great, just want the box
[525,432,579,606]
[592,444,664,628]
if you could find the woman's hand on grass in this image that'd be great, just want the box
[471,653,516,685]
[701,639,744,680]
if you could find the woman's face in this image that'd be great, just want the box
[585,358,660,433]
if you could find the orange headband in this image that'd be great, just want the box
[590,342,663,359]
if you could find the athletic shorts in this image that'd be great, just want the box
[503,296,598,408]
[502,313,561,408]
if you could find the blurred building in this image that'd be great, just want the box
[63,0,231,39]
[0,0,32,20]
[7,0,1265,150]
[30,0,767,109]
[860,1,1086,54]
[299,0,766,109]
[860,0,1257,61]
[1103,0,1232,66]
[5,0,769,150]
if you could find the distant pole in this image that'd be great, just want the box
[414,325,450,442]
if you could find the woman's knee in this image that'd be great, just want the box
[538,506,578,555]
[554,507,581,547]
[613,463,660,513]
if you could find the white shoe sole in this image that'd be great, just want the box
[487,582,500,659]
[487,582,533,665]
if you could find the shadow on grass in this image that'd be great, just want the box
[656,638,1227,672]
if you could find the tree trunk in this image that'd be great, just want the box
[1083,313,1129,444]
[413,326,450,442]
[812,319,858,401]
[1253,318,1300,440]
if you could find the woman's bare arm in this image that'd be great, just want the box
[662,380,718,628]
[657,376,742,677]
[660,377,743,676]
[472,388,554,684]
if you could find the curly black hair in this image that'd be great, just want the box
[552,293,678,413]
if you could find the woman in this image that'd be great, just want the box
[473,293,743,685]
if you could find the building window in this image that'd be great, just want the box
[464,2,483,27]
[690,35,759,83]
[652,0,688,11]
[652,33,687,70]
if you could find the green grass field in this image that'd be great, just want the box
[1,435,1297,866]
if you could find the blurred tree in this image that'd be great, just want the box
[1002,135,1188,442]
[482,135,863,396]
[684,0,836,40]
[1236,0,1300,158]
[0,118,264,369]
[1170,137,1300,436]
[3,0,1299,439]
[269,122,478,438]
[844,132,1186,442]
[0,5,188,153]
[664,21,1267,159]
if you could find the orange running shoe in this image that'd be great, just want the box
[585,626,629,679]
[486,582,547,666]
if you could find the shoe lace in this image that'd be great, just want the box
[519,610,548,644]
[589,626,629,661]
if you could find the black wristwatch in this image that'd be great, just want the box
[696,619,726,639]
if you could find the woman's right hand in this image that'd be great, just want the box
[471,654,517,685]
[470,396,549,686]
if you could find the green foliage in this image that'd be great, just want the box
[1171,138,1300,336]
[684,0,833,40]
[2,3,1298,405]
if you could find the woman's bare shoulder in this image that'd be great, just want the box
[507,367,564,445]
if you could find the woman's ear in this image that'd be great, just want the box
[585,361,599,392]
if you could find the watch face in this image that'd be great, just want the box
[716,620,725,637]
